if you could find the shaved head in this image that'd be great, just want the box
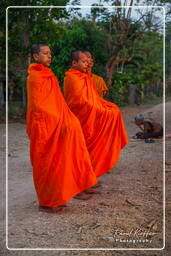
[84,51,92,57]
[71,51,88,73]
[31,43,49,55]
[31,43,51,67]
[71,51,82,63]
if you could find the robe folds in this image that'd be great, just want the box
[26,64,97,207]
[91,73,108,97]
[64,69,128,177]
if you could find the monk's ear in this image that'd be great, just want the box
[72,60,78,67]
[33,53,39,62]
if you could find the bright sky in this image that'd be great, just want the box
[67,0,165,28]
[68,0,164,21]
[80,0,100,5]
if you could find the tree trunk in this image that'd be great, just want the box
[128,84,138,105]
[105,51,121,88]
[20,14,30,108]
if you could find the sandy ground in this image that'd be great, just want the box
[0,101,171,256]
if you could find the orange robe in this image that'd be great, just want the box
[91,73,108,97]
[26,64,97,207]
[64,69,128,177]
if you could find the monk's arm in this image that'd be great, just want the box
[27,75,49,112]
[64,76,86,106]
[101,78,108,94]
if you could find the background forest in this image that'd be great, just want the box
[0,0,171,118]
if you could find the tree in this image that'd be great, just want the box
[0,0,70,110]
[84,0,165,87]
[51,19,109,85]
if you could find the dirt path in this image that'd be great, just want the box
[1,102,171,256]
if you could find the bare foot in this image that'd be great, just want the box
[84,188,102,194]
[74,192,92,200]
[92,181,102,189]
[39,205,65,213]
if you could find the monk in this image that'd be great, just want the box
[26,44,98,213]
[84,51,108,98]
[64,51,128,178]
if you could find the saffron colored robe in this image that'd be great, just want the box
[26,64,97,207]
[64,69,128,177]
[91,73,108,97]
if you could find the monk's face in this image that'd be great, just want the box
[84,52,94,70]
[72,53,88,73]
[33,46,52,67]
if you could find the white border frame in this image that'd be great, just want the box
[6,5,166,251]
